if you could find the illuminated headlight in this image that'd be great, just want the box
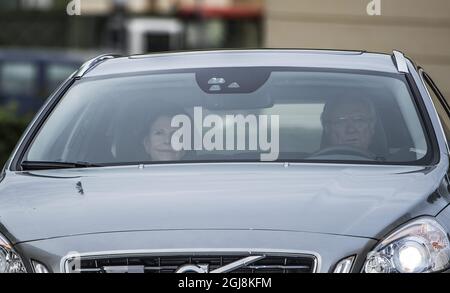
[0,234,27,273]
[364,217,450,273]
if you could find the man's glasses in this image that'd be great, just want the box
[326,115,374,129]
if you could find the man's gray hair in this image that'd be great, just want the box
[321,96,377,125]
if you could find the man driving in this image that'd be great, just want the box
[320,96,377,157]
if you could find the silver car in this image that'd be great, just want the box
[1,49,449,273]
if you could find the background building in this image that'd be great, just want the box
[265,0,450,97]
[0,0,263,53]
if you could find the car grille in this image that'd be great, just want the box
[64,251,318,273]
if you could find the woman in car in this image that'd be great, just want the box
[142,104,189,162]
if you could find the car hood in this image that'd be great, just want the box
[0,163,448,243]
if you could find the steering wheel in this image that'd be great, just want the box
[309,145,376,160]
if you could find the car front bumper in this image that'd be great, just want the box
[14,229,377,273]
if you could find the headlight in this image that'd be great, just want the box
[364,217,450,273]
[0,234,26,273]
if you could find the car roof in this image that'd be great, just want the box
[84,49,401,78]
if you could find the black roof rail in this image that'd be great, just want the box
[392,50,409,73]
[75,54,121,78]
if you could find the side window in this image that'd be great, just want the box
[421,70,450,144]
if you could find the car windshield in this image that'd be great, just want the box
[24,67,431,166]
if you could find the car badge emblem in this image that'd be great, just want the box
[175,255,264,273]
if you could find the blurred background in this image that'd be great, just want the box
[0,0,449,165]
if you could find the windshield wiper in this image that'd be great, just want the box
[21,161,102,171]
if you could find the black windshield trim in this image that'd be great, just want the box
[45,158,433,168]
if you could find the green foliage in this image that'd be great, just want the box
[0,104,32,167]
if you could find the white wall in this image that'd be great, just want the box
[265,0,450,97]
